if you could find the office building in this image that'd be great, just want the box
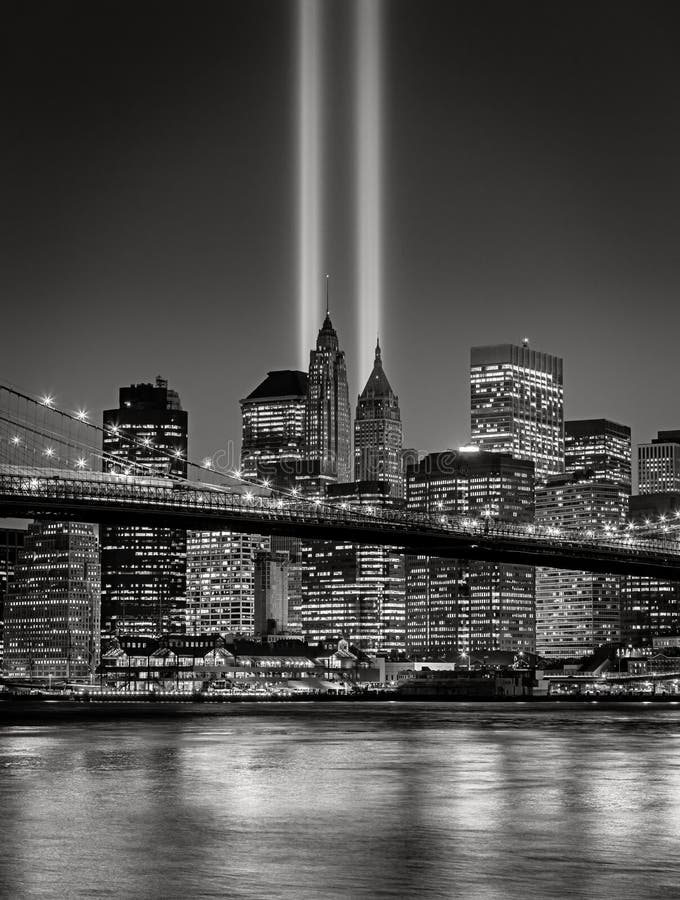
[185,531,265,635]
[254,549,289,635]
[406,449,535,658]
[4,522,100,678]
[304,311,351,486]
[470,342,564,479]
[300,481,406,655]
[240,370,308,490]
[101,377,188,635]
[535,471,628,660]
[354,339,404,498]
[638,430,680,495]
[565,419,632,489]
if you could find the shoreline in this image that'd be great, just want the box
[2,693,680,722]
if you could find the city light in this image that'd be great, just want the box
[44,447,54,458]
[75,457,87,469]
[41,394,54,407]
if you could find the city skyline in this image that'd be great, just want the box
[4,2,680,470]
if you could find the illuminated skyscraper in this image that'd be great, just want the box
[304,312,351,486]
[535,472,628,660]
[240,370,308,490]
[565,419,631,489]
[406,450,535,658]
[185,531,265,636]
[300,481,406,655]
[254,549,290,636]
[354,339,404,498]
[638,430,680,495]
[4,521,100,678]
[101,377,188,635]
[470,343,564,479]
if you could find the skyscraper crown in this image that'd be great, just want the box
[316,312,339,351]
[359,337,395,400]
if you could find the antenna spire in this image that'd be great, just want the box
[325,273,330,316]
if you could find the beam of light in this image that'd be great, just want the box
[356,0,383,383]
[297,0,323,367]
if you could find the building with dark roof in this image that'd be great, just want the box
[240,369,308,491]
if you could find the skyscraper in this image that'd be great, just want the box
[4,522,100,678]
[300,481,406,655]
[535,471,628,660]
[304,311,351,487]
[470,343,564,479]
[240,370,308,490]
[406,449,535,658]
[254,549,290,636]
[101,377,188,635]
[354,339,404,498]
[565,419,632,489]
[638,430,680,495]
[185,531,265,636]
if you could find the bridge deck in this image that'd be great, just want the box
[1,472,680,580]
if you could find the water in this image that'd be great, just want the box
[2,702,680,899]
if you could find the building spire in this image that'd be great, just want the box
[375,334,381,364]
[325,273,330,317]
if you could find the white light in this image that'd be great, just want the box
[262,478,271,488]
[291,488,299,497]
[233,469,242,479]
[203,458,212,469]
[173,449,183,458]
[75,457,87,469]
[356,0,383,382]
[44,447,54,458]
[297,0,322,366]
[245,491,254,502]
[142,437,151,447]
[75,409,88,422]
[41,395,54,408]
[458,444,480,453]
[30,478,39,489]
[11,435,20,446]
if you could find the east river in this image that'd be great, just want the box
[2,702,680,899]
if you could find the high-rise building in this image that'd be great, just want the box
[638,431,680,495]
[300,481,406,655]
[535,471,628,660]
[622,494,680,646]
[565,419,632,489]
[240,370,308,490]
[354,339,404,498]
[470,342,564,479]
[4,522,100,678]
[304,312,351,486]
[254,549,289,636]
[101,377,188,635]
[406,450,535,658]
[0,526,27,665]
[185,531,265,635]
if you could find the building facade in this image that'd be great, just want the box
[354,339,404,498]
[101,377,188,635]
[185,531,266,636]
[535,471,629,660]
[240,370,308,490]
[304,312,351,485]
[406,450,535,658]
[300,481,406,656]
[470,342,564,480]
[4,522,100,679]
[638,430,680,495]
[254,550,290,636]
[565,419,632,489]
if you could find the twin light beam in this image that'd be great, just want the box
[297,0,383,383]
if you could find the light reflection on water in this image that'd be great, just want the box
[2,703,680,899]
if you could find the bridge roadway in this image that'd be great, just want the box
[1,471,680,580]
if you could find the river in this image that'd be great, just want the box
[1,702,680,899]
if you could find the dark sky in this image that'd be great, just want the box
[3,1,680,470]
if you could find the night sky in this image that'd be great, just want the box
[3,1,680,471]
